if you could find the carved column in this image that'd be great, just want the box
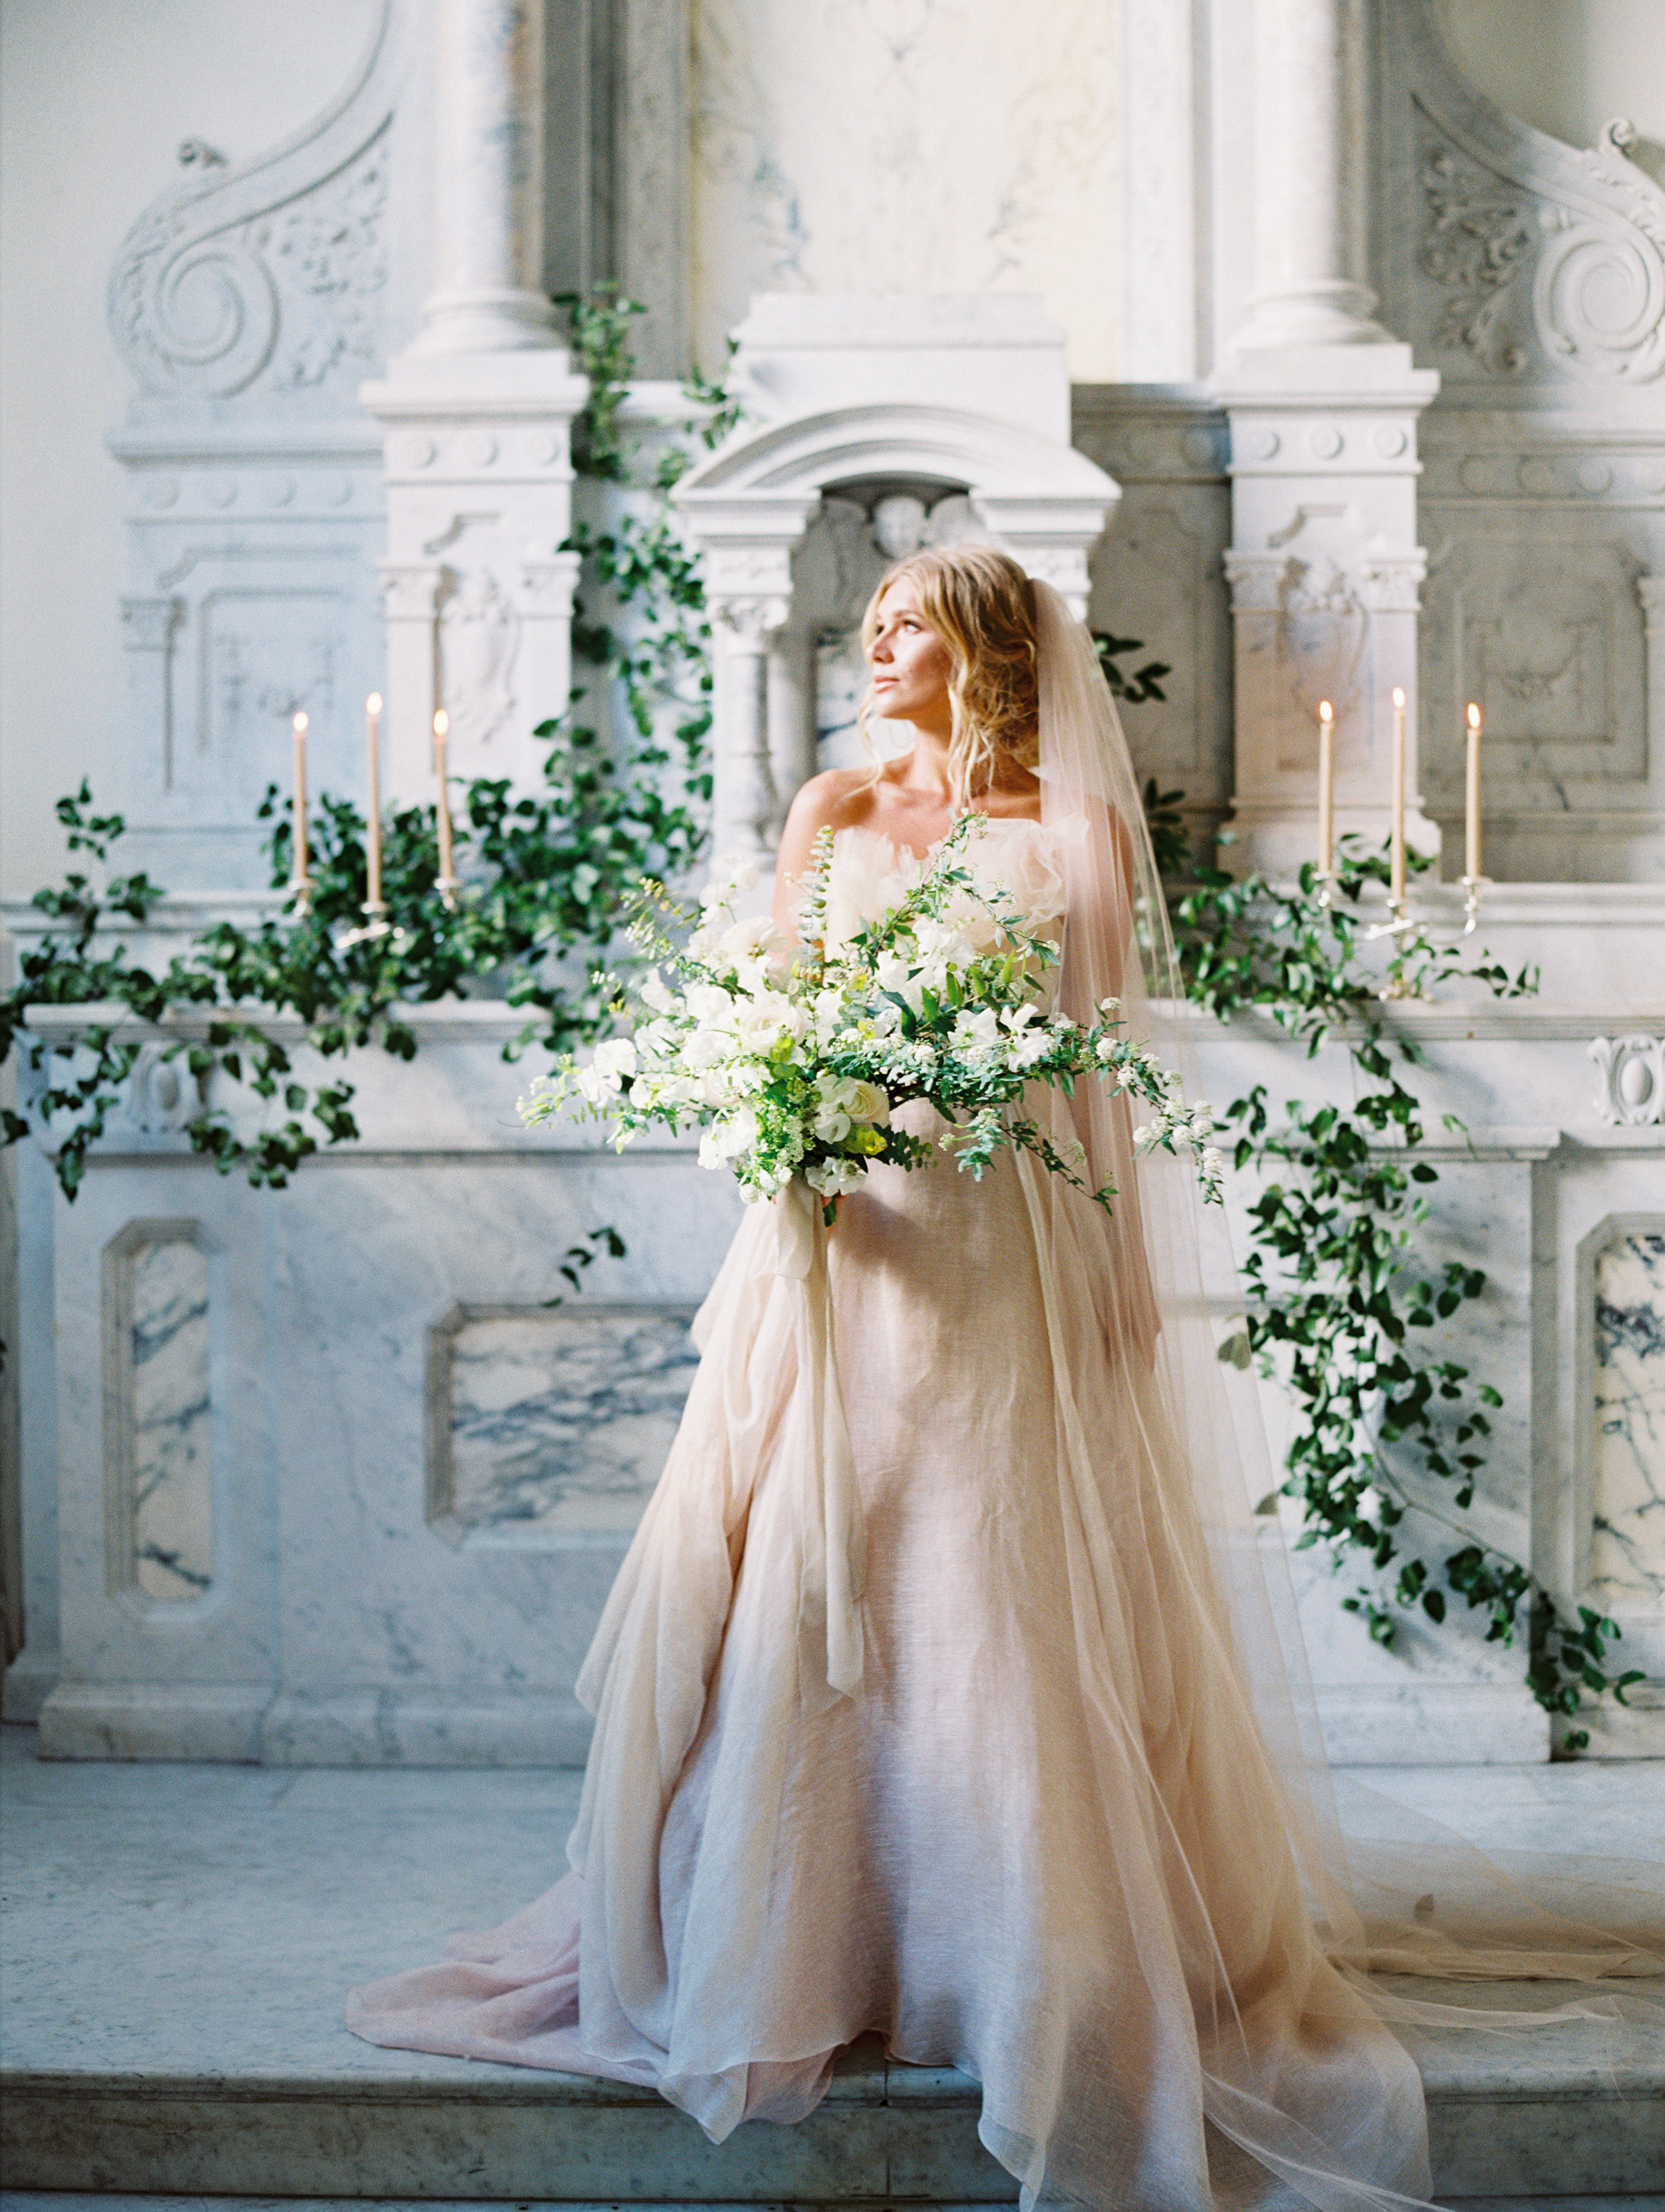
[1234,0,1388,352]
[711,597,790,866]
[409,0,555,356]
[1211,0,1439,876]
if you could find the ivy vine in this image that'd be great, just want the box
[0,286,724,1199]
[0,291,1645,1742]
[1170,845,1644,1746]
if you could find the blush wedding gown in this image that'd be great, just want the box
[347,588,1662,2212]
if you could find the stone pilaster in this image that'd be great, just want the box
[1213,0,1439,877]
[361,0,587,804]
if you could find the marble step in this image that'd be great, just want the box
[4,2011,1664,2202]
[5,1733,1663,2204]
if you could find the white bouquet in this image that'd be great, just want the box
[520,816,1223,1221]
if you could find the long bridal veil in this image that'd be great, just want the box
[1023,575,1663,2211]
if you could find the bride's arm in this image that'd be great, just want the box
[771,770,865,941]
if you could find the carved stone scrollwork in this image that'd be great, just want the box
[1399,4,1665,387]
[108,2,396,399]
[1590,1037,1665,1127]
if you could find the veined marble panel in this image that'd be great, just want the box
[1591,1226,1665,1606]
[117,1234,213,1602]
[431,1305,700,1542]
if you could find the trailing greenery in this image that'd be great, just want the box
[0,286,724,1200]
[0,290,1643,1742]
[1169,845,1643,1746]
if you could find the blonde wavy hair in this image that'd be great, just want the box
[857,544,1041,802]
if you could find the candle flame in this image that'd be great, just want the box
[433,709,449,739]
[1467,702,1482,731]
[367,692,383,716]
[1318,700,1333,723]
[292,711,308,734]
[1392,686,1405,708]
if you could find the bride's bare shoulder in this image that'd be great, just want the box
[781,768,878,837]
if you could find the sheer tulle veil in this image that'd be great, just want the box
[1025,575,1663,2210]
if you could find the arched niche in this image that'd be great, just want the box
[673,399,1120,862]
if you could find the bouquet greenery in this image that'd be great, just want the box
[520,816,1223,1222]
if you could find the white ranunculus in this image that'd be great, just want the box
[842,1078,890,1125]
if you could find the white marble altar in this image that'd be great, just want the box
[3,0,1664,1765]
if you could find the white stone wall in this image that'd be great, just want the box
[0,0,386,900]
[688,0,1125,381]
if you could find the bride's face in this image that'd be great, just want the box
[867,584,954,723]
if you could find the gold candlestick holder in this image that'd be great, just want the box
[288,873,313,919]
[1458,874,1488,936]
[436,875,460,913]
[1314,868,1340,911]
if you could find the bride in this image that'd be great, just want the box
[349,546,1658,2212]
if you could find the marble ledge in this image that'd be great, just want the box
[20,996,1665,1052]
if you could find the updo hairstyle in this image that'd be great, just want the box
[858,543,1040,802]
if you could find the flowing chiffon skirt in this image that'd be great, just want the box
[349,1112,1446,2211]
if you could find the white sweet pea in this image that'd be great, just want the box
[806,1154,865,1198]
[640,968,676,1014]
[952,1007,1001,1052]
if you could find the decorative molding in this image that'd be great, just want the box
[1589,1037,1665,1127]
[438,565,519,745]
[712,594,790,653]
[123,1043,208,1135]
[1384,3,1665,390]
[107,2,397,402]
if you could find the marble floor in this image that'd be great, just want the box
[1,1726,1662,2209]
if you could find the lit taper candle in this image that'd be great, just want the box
[433,708,457,905]
[1317,700,1334,880]
[290,711,311,905]
[364,693,385,911]
[1390,687,1407,902]
[1465,703,1483,882]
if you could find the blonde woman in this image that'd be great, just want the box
[350,546,1660,2212]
